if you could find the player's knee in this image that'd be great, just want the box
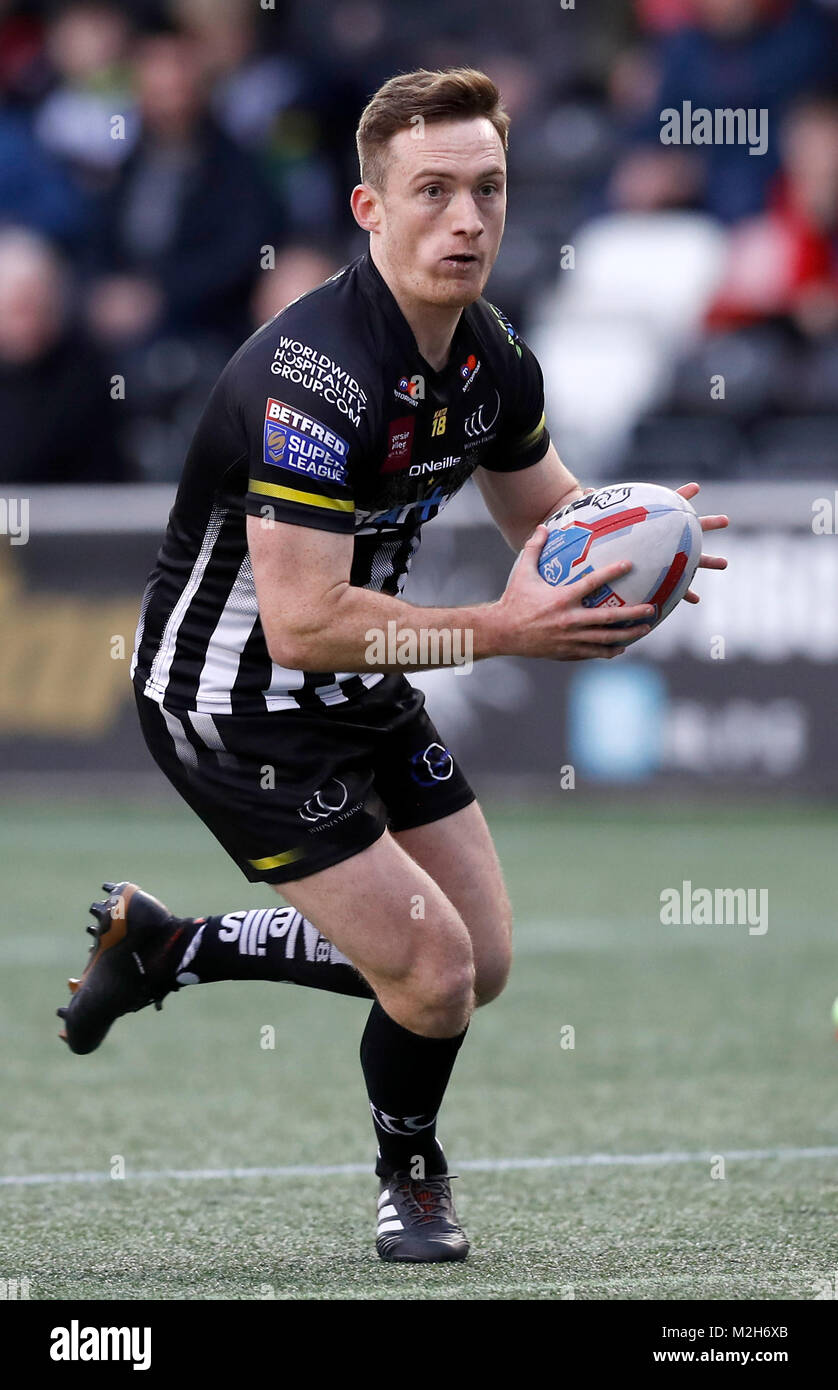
[420,958,475,1017]
[395,941,475,1034]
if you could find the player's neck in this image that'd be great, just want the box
[371,246,462,373]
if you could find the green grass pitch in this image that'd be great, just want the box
[1,796,837,1301]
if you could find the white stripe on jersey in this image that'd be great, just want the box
[144,505,228,703]
[262,668,309,711]
[311,672,386,705]
[187,711,226,751]
[194,554,259,714]
[130,574,157,681]
[161,708,198,770]
[141,502,386,713]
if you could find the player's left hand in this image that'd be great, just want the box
[675,482,728,605]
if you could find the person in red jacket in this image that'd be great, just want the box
[706,95,838,338]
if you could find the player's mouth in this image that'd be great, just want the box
[440,252,480,272]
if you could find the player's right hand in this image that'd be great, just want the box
[495,524,656,661]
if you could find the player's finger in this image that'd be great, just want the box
[698,514,729,532]
[565,601,655,628]
[570,624,651,645]
[525,523,548,549]
[517,524,548,572]
[507,524,547,583]
[697,553,727,570]
[565,559,633,604]
[683,589,699,604]
[676,482,700,501]
[558,643,628,661]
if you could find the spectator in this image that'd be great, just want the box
[0,228,132,483]
[0,100,88,247]
[633,0,838,221]
[250,243,342,328]
[34,2,138,184]
[86,27,277,348]
[174,0,347,237]
[706,94,838,335]
[0,4,49,105]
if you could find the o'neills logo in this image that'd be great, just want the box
[50,1321,151,1371]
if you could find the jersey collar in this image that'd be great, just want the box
[357,250,471,382]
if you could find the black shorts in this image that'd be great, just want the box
[134,675,476,885]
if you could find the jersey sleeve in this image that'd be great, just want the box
[479,328,552,474]
[230,337,367,535]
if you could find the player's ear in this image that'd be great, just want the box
[351,183,383,233]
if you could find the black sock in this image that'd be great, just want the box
[171,906,373,999]
[359,1000,468,1179]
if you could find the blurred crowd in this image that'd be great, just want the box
[0,0,836,484]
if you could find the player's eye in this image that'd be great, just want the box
[422,184,444,199]
[478,183,500,197]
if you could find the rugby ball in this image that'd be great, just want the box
[537,482,702,629]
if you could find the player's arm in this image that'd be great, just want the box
[476,450,729,602]
[472,328,591,550]
[237,349,653,669]
[474,440,588,552]
[246,512,656,671]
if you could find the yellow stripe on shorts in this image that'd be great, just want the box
[248,847,304,871]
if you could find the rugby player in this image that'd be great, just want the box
[57,68,728,1263]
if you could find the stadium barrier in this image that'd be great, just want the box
[0,480,834,795]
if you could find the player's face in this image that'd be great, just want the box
[373,117,507,309]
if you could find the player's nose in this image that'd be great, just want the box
[449,192,484,238]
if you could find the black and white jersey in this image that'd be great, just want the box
[132,251,551,716]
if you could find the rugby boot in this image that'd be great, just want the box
[375,1172,469,1262]
[57,882,190,1055]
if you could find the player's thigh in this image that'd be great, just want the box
[393,801,512,1004]
[276,827,474,999]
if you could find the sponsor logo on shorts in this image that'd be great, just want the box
[263,399,349,486]
[298,778,349,823]
[410,742,454,787]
